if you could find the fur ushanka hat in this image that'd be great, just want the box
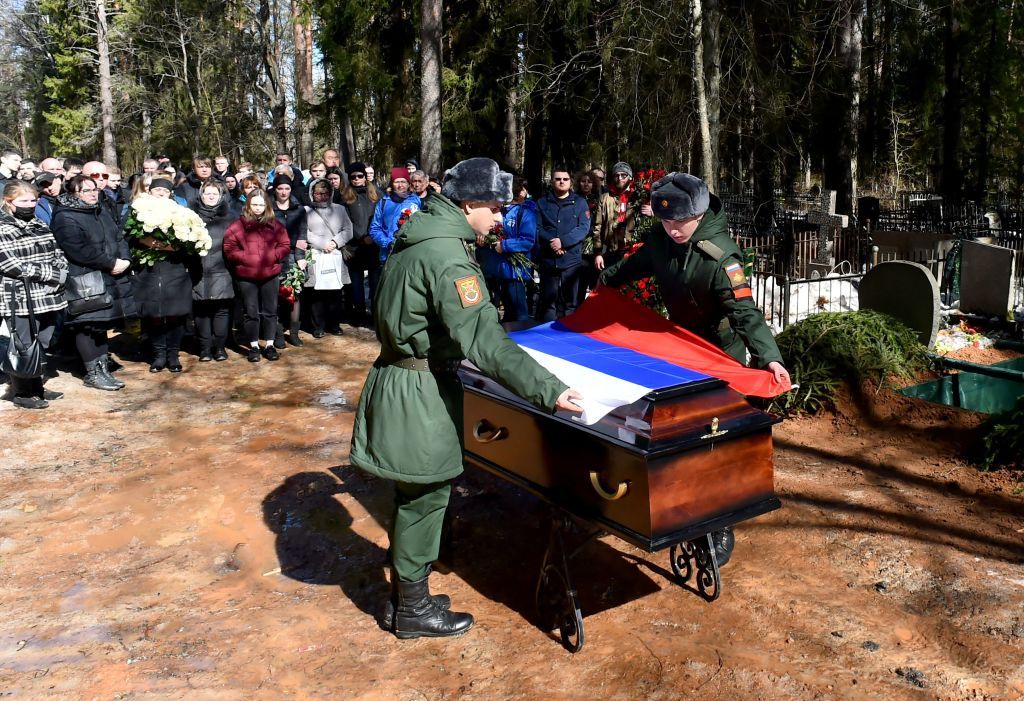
[651,172,711,220]
[441,157,513,203]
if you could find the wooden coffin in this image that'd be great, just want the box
[459,366,781,552]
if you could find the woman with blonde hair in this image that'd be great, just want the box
[0,181,68,408]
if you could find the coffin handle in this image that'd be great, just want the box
[589,471,630,501]
[473,420,508,443]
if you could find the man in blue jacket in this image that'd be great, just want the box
[535,167,591,321]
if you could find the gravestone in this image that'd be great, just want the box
[960,241,1015,318]
[806,189,851,278]
[859,261,941,348]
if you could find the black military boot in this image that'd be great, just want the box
[393,575,473,639]
[99,354,125,388]
[711,527,735,568]
[382,570,451,630]
[84,357,122,391]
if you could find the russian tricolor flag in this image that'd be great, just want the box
[510,289,790,425]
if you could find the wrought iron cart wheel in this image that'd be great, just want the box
[669,532,722,602]
[536,563,585,652]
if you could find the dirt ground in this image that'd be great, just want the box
[1,327,1022,701]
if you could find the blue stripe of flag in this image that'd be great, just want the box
[509,322,711,390]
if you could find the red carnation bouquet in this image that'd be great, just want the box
[482,222,535,282]
[632,168,666,242]
[619,241,668,318]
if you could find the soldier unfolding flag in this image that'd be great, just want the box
[350,157,583,639]
[599,171,791,565]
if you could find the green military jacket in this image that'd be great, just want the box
[600,195,783,368]
[350,193,568,484]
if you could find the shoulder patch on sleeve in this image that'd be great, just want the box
[724,261,753,299]
[454,274,484,308]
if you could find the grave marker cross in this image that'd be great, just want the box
[806,189,849,265]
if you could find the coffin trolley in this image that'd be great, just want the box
[458,325,782,652]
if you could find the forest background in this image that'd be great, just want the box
[0,0,1021,215]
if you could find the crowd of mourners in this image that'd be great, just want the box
[0,146,648,410]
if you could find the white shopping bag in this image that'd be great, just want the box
[312,250,348,290]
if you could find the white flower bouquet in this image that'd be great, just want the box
[123,193,213,266]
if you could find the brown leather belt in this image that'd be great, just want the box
[379,355,463,374]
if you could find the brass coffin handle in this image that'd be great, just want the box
[473,420,508,443]
[589,471,630,501]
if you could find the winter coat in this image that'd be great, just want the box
[174,172,204,208]
[0,212,68,317]
[272,197,308,272]
[304,178,354,252]
[190,197,236,301]
[350,192,566,484]
[593,186,642,255]
[600,194,783,368]
[480,200,538,282]
[343,187,380,270]
[50,195,138,324]
[536,190,591,269]
[35,195,56,226]
[223,216,292,281]
[368,191,421,263]
[131,255,197,318]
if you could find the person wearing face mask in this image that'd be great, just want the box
[50,175,137,391]
[190,181,236,361]
[368,167,421,265]
[350,157,584,640]
[303,178,354,337]
[0,181,69,408]
[223,192,291,362]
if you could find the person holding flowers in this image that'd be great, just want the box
[190,180,236,362]
[124,178,209,373]
[222,191,291,362]
[478,177,536,322]
[270,176,308,347]
[592,162,655,273]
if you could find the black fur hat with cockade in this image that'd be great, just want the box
[651,172,711,220]
[441,157,513,203]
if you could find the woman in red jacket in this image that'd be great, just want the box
[223,191,291,362]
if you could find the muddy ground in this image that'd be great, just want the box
[1,327,1022,700]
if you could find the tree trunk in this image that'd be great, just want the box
[340,113,356,165]
[705,0,722,190]
[504,84,519,170]
[420,0,443,175]
[291,0,315,164]
[691,0,714,189]
[96,0,117,167]
[941,0,963,201]
[972,0,1000,200]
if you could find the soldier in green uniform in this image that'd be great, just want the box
[350,157,583,640]
[599,171,790,565]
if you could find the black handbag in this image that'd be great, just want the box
[66,269,113,315]
[2,279,47,379]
